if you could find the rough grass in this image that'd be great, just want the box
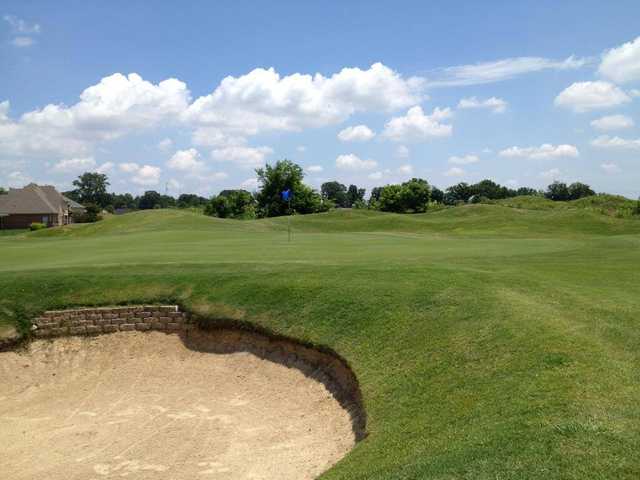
[1,204,640,478]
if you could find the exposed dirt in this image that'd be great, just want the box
[0,331,357,479]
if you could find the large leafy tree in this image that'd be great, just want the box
[321,181,348,207]
[71,172,111,207]
[399,178,430,213]
[444,182,474,204]
[255,160,325,217]
[205,190,256,219]
[568,182,595,200]
[545,181,571,201]
[137,191,175,209]
[346,184,366,207]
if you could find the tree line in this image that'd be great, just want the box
[52,160,627,222]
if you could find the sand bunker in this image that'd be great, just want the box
[0,330,358,479]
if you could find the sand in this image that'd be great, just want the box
[0,331,356,479]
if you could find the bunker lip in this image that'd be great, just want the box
[0,305,366,479]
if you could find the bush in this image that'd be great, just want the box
[29,222,46,231]
[75,203,102,223]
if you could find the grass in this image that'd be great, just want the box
[1,202,640,478]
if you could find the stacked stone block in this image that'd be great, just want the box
[33,306,189,338]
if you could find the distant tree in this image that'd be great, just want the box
[568,182,595,200]
[138,190,163,209]
[368,187,383,208]
[177,193,208,208]
[516,187,540,196]
[71,172,111,207]
[431,186,444,204]
[205,190,256,219]
[0,186,6,195]
[321,181,348,207]
[75,203,102,223]
[545,181,571,201]
[445,182,474,204]
[634,197,640,216]
[378,184,404,213]
[112,193,136,210]
[255,160,325,217]
[399,178,431,212]
[346,184,366,207]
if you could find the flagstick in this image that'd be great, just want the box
[288,197,292,242]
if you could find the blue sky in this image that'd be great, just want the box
[1,1,639,197]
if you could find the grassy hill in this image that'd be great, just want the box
[2,204,640,478]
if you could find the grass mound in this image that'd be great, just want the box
[2,207,640,478]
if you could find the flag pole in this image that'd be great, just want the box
[288,197,291,242]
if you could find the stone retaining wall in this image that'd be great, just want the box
[33,305,189,338]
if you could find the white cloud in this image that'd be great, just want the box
[296,145,306,152]
[337,124,375,142]
[0,74,190,158]
[368,171,384,180]
[96,161,114,174]
[428,56,587,87]
[240,178,259,190]
[499,144,579,159]
[117,162,161,186]
[591,135,640,149]
[211,145,273,168]
[11,36,35,47]
[457,96,507,113]
[590,114,634,131]
[51,157,96,173]
[539,168,562,180]
[166,148,205,171]
[397,164,413,175]
[601,162,622,174]
[5,170,32,187]
[554,81,631,112]
[3,15,41,34]
[505,179,518,188]
[306,165,323,173]
[335,153,377,171]
[157,138,173,152]
[599,36,640,84]
[631,89,640,98]
[394,145,410,158]
[444,167,465,177]
[448,154,479,165]
[382,106,453,142]
[185,63,423,139]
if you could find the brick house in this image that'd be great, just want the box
[0,183,86,229]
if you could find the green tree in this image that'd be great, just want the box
[321,181,348,207]
[0,186,6,195]
[137,190,163,209]
[568,182,595,200]
[516,187,540,196]
[205,190,256,219]
[255,160,324,217]
[71,172,111,207]
[431,186,444,203]
[378,184,404,213]
[399,178,431,212]
[545,181,570,201]
[346,184,366,207]
[177,194,208,209]
[445,182,474,204]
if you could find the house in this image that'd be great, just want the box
[0,183,86,229]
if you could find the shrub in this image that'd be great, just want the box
[29,222,46,231]
[75,203,102,223]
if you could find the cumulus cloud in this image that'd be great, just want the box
[457,96,507,113]
[539,168,562,180]
[51,157,96,173]
[590,114,634,131]
[554,81,631,112]
[306,165,323,173]
[382,106,453,142]
[185,63,423,140]
[96,161,114,174]
[599,36,640,84]
[428,56,587,87]
[397,164,413,175]
[444,167,465,177]
[591,135,640,149]
[211,145,273,168]
[335,153,377,171]
[601,162,622,174]
[499,144,579,159]
[3,15,41,34]
[337,124,375,142]
[11,36,35,47]
[118,162,161,186]
[0,74,190,158]
[296,145,307,152]
[368,171,384,180]
[240,178,259,190]
[166,148,205,171]
[157,138,173,152]
[448,154,479,165]
[394,145,409,158]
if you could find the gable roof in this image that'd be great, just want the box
[62,195,86,210]
[0,184,69,215]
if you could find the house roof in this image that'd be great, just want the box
[0,184,80,215]
[62,195,86,210]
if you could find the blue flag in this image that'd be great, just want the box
[281,189,291,201]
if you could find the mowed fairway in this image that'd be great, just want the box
[2,206,640,479]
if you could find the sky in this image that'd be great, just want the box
[1,1,639,198]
